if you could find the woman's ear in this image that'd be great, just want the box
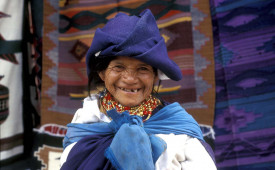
[98,71,105,81]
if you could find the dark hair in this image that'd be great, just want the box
[87,56,159,96]
[87,56,114,96]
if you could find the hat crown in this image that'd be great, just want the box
[100,10,161,50]
[86,9,183,81]
[101,13,139,39]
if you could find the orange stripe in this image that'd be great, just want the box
[66,27,83,34]
[60,0,147,14]
[168,49,193,58]
[0,94,8,99]
[181,69,194,75]
[159,10,182,20]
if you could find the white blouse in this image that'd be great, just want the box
[60,96,217,170]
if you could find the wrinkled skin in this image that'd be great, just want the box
[99,56,158,107]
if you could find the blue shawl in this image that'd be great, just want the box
[62,102,204,170]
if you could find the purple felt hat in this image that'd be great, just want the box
[86,9,182,81]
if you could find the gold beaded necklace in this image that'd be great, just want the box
[100,91,161,121]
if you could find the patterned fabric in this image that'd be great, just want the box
[4,0,274,169]
[0,0,24,163]
[41,0,216,128]
[210,0,275,169]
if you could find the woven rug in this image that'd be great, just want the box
[211,0,275,169]
[41,0,216,127]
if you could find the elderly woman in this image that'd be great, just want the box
[60,9,216,170]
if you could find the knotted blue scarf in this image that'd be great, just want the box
[62,102,204,170]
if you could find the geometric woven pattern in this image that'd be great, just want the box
[211,0,275,169]
[41,0,216,127]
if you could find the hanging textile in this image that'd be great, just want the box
[36,0,216,169]
[41,0,215,127]
[211,0,275,169]
[0,0,24,164]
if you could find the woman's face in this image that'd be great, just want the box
[99,56,158,107]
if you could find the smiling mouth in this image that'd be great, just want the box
[118,87,140,93]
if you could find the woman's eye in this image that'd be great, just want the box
[138,67,151,73]
[139,67,149,71]
[112,65,125,71]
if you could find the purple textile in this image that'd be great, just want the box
[200,140,216,164]
[61,134,115,170]
[211,0,275,168]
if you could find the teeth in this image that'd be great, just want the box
[120,87,138,92]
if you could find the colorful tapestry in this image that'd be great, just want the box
[211,0,275,169]
[0,0,24,164]
[41,0,216,127]
[37,1,215,168]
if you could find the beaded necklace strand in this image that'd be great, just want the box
[101,91,161,121]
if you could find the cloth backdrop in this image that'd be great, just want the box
[3,0,275,169]
[211,0,275,169]
[37,0,216,169]
[41,0,215,127]
[0,0,24,165]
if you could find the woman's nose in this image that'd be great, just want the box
[121,69,138,83]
